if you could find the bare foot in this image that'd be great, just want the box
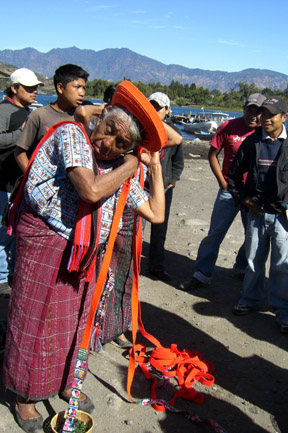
[117,333,129,343]
[61,389,87,402]
[16,397,41,420]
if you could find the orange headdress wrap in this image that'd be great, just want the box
[111,80,167,151]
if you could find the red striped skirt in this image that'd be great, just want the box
[3,206,96,400]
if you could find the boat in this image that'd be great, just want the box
[183,117,218,134]
[30,101,44,111]
[193,131,215,141]
[182,111,233,135]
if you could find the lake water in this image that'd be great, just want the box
[1,92,242,140]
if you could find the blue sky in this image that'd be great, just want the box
[1,0,288,76]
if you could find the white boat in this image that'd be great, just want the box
[30,101,44,111]
[183,111,233,135]
[183,119,218,134]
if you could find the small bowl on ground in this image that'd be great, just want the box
[50,410,94,433]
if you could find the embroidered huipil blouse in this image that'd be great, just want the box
[25,123,148,242]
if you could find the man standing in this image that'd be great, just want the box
[148,92,184,281]
[227,97,288,333]
[14,63,88,172]
[179,93,266,291]
[0,68,43,296]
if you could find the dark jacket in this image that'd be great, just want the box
[227,127,288,214]
[160,118,184,191]
[0,99,30,191]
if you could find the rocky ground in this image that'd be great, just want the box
[0,139,287,433]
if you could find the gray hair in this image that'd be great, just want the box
[102,105,144,149]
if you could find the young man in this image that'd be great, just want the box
[0,68,44,296]
[148,92,183,282]
[227,97,288,333]
[179,93,266,291]
[15,63,89,172]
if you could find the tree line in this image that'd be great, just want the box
[85,79,288,110]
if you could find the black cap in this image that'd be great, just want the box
[244,93,266,108]
[261,97,288,115]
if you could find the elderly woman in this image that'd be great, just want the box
[3,82,166,433]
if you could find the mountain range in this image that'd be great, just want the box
[0,46,287,93]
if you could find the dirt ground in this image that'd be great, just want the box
[0,139,287,433]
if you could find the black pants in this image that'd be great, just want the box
[149,187,173,272]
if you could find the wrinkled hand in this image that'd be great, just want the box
[242,198,263,216]
[121,153,139,174]
[138,149,160,167]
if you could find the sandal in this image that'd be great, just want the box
[15,409,43,433]
[233,302,259,316]
[59,392,95,413]
[112,336,133,349]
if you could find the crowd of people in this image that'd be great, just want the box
[0,63,288,433]
[178,93,288,335]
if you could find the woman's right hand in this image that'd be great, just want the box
[121,153,138,175]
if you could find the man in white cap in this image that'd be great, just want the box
[0,68,43,297]
[148,92,184,282]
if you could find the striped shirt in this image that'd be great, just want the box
[258,126,287,196]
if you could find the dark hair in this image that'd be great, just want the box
[103,85,116,103]
[4,83,20,98]
[53,64,89,92]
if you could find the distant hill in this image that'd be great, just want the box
[0,60,54,93]
[0,47,287,92]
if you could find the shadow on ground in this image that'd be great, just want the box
[138,241,287,433]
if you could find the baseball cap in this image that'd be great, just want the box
[148,92,170,108]
[10,68,44,87]
[261,97,288,115]
[244,93,266,108]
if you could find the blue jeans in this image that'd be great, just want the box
[238,212,288,325]
[149,187,173,272]
[0,190,16,282]
[194,189,247,284]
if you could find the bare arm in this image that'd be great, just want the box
[14,112,39,172]
[75,104,106,127]
[163,122,183,148]
[135,151,165,223]
[14,146,29,172]
[67,153,138,203]
[208,146,227,190]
